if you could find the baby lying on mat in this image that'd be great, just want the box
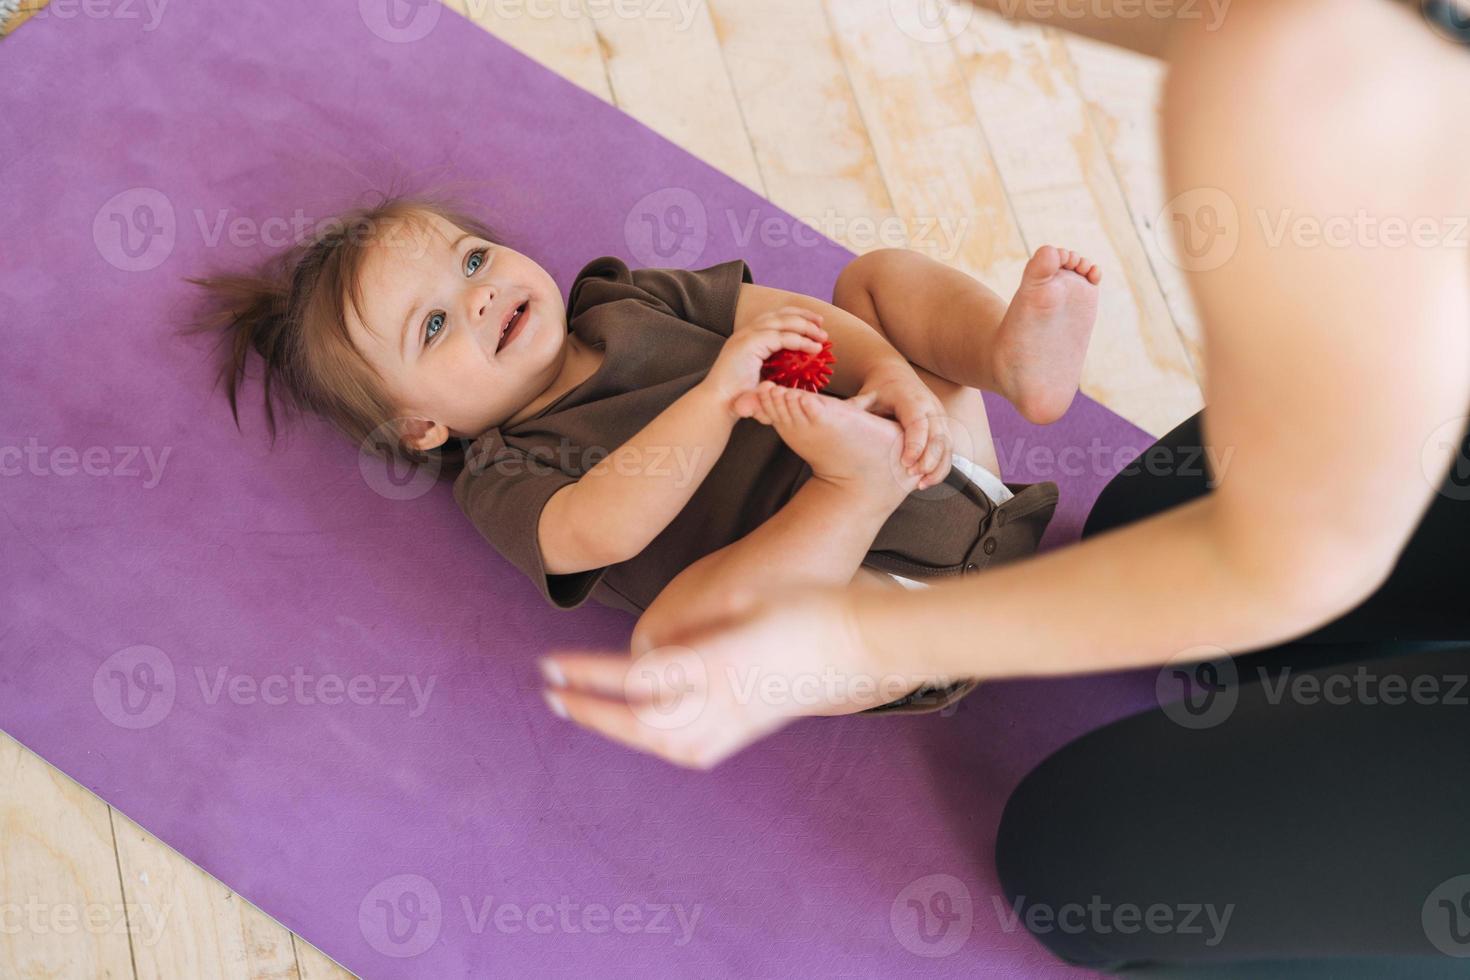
[189,194,1100,713]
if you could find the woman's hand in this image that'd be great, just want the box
[854,362,953,490]
[538,584,940,769]
[701,306,829,409]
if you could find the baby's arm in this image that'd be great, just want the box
[633,385,920,653]
[632,452,900,656]
[539,383,736,574]
[732,282,911,399]
[539,309,829,575]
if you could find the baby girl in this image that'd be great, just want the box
[190,193,1100,713]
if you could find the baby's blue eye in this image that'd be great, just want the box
[465,248,488,275]
[425,311,446,343]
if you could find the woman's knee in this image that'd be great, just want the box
[994,735,1130,967]
[1084,412,1210,539]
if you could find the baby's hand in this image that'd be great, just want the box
[734,382,920,507]
[853,364,955,491]
[702,307,828,408]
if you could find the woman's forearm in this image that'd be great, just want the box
[853,494,1376,683]
[638,476,898,646]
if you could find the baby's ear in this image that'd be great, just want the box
[396,417,449,453]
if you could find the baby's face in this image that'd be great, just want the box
[345,211,568,447]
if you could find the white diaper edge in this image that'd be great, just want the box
[883,451,1011,591]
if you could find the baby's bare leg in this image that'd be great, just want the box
[633,474,902,654]
[834,247,1100,426]
[832,259,1003,474]
[633,387,914,653]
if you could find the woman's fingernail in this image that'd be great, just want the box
[543,689,569,720]
[539,659,566,688]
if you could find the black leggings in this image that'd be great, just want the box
[993,412,1470,976]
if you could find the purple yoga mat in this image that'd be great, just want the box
[0,2,1162,976]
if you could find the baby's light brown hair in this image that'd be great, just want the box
[186,190,500,474]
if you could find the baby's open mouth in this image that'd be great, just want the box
[498,299,529,352]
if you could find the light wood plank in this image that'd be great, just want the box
[706,0,898,260]
[292,936,358,980]
[0,732,136,980]
[112,811,300,980]
[1064,34,1205,380]
[823,0,1032,294]
[590,0,765,193]
[948,9,1201,433]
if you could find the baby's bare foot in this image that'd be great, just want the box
[735,382,919,507]
[992,246,1101,425]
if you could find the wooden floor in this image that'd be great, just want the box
[0,0,1201,976]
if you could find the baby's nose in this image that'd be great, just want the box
[475,286,497,321]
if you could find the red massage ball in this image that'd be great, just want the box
[761,340,835,393]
